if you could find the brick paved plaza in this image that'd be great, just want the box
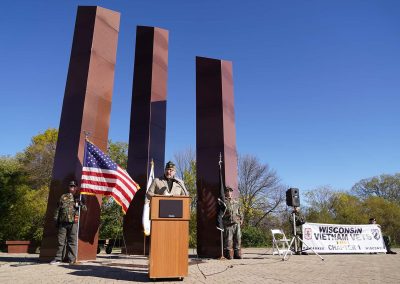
[0,248,399,283]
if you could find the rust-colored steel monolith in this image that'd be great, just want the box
[40,6,120,261]
[124,26,169,254]
[196,56,238,258]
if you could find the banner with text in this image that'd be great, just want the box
[302,223,387,253]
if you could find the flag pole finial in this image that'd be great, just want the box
[84,131,91,141]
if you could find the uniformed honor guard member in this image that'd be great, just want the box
[223,186,243,259]
[369,217,397,254]
[146,161,189,202]
[50,180,86,265]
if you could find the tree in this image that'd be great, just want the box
[332,193,365,224]
[238,154,284,227]
[0,156,28,243]
[303,186,339,224]
[3,185,49,242]
[173,148,197,247]
[173,148,195,181]
[0,129,57,245]
[174,148,197,206]
[99,197,124,240]
[304,187,400,244]
[107,140,128,168]
[351,173,400,203]
[0,156,48,243]
[362,196,400,244]
[18,128,58,189]
[0,156,27,214]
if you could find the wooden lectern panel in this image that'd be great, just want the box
[149,196,190,279]
[150,195,190,220]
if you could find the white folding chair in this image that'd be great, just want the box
[271,229,292,256]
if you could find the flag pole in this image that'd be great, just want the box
[219,152,224,259]
[220,230,224,259]
[75,195,82,262]
[148,159,154,256]
[75,131,90,262]
[143,158,154,255]
[143,235,146,256]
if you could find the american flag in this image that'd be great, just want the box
[80,140,140,214]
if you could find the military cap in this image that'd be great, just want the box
[165,161,176,169]
[69,180,77,187]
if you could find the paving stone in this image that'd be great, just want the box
[0,248,398,283]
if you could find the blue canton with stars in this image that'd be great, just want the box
[84,142,118,170]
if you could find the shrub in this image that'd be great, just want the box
[189,211,197,248]
[241,226,269,247]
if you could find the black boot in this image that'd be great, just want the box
[224,250,232,260]
[234,249,242,259]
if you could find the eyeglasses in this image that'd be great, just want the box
[69,185,77,188]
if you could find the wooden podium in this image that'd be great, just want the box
[148,195,190,279]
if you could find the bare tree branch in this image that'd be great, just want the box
[238,154,285,226]
[173,147,195,179]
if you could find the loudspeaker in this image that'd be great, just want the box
[286,188,300,207]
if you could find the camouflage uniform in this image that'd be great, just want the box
[369,218,397,254]
[223,197,243,259]
[53,193,85,263]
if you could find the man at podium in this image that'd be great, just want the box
[146,161,190,279]
[146,161,189,202]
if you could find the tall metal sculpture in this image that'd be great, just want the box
[40,6,120,261]
[124,26,169,254]
[196,56,238,258]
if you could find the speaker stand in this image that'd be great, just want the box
[282,212,324,262]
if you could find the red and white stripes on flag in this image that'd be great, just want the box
[80,140,140,214]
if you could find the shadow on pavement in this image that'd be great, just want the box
[63,264,150,282]
[96,254,147,260]
[0,256,41,266]
[0,256,39,263]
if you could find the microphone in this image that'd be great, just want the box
[171,178,189,196]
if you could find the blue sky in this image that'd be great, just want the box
[1,0,399,191]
